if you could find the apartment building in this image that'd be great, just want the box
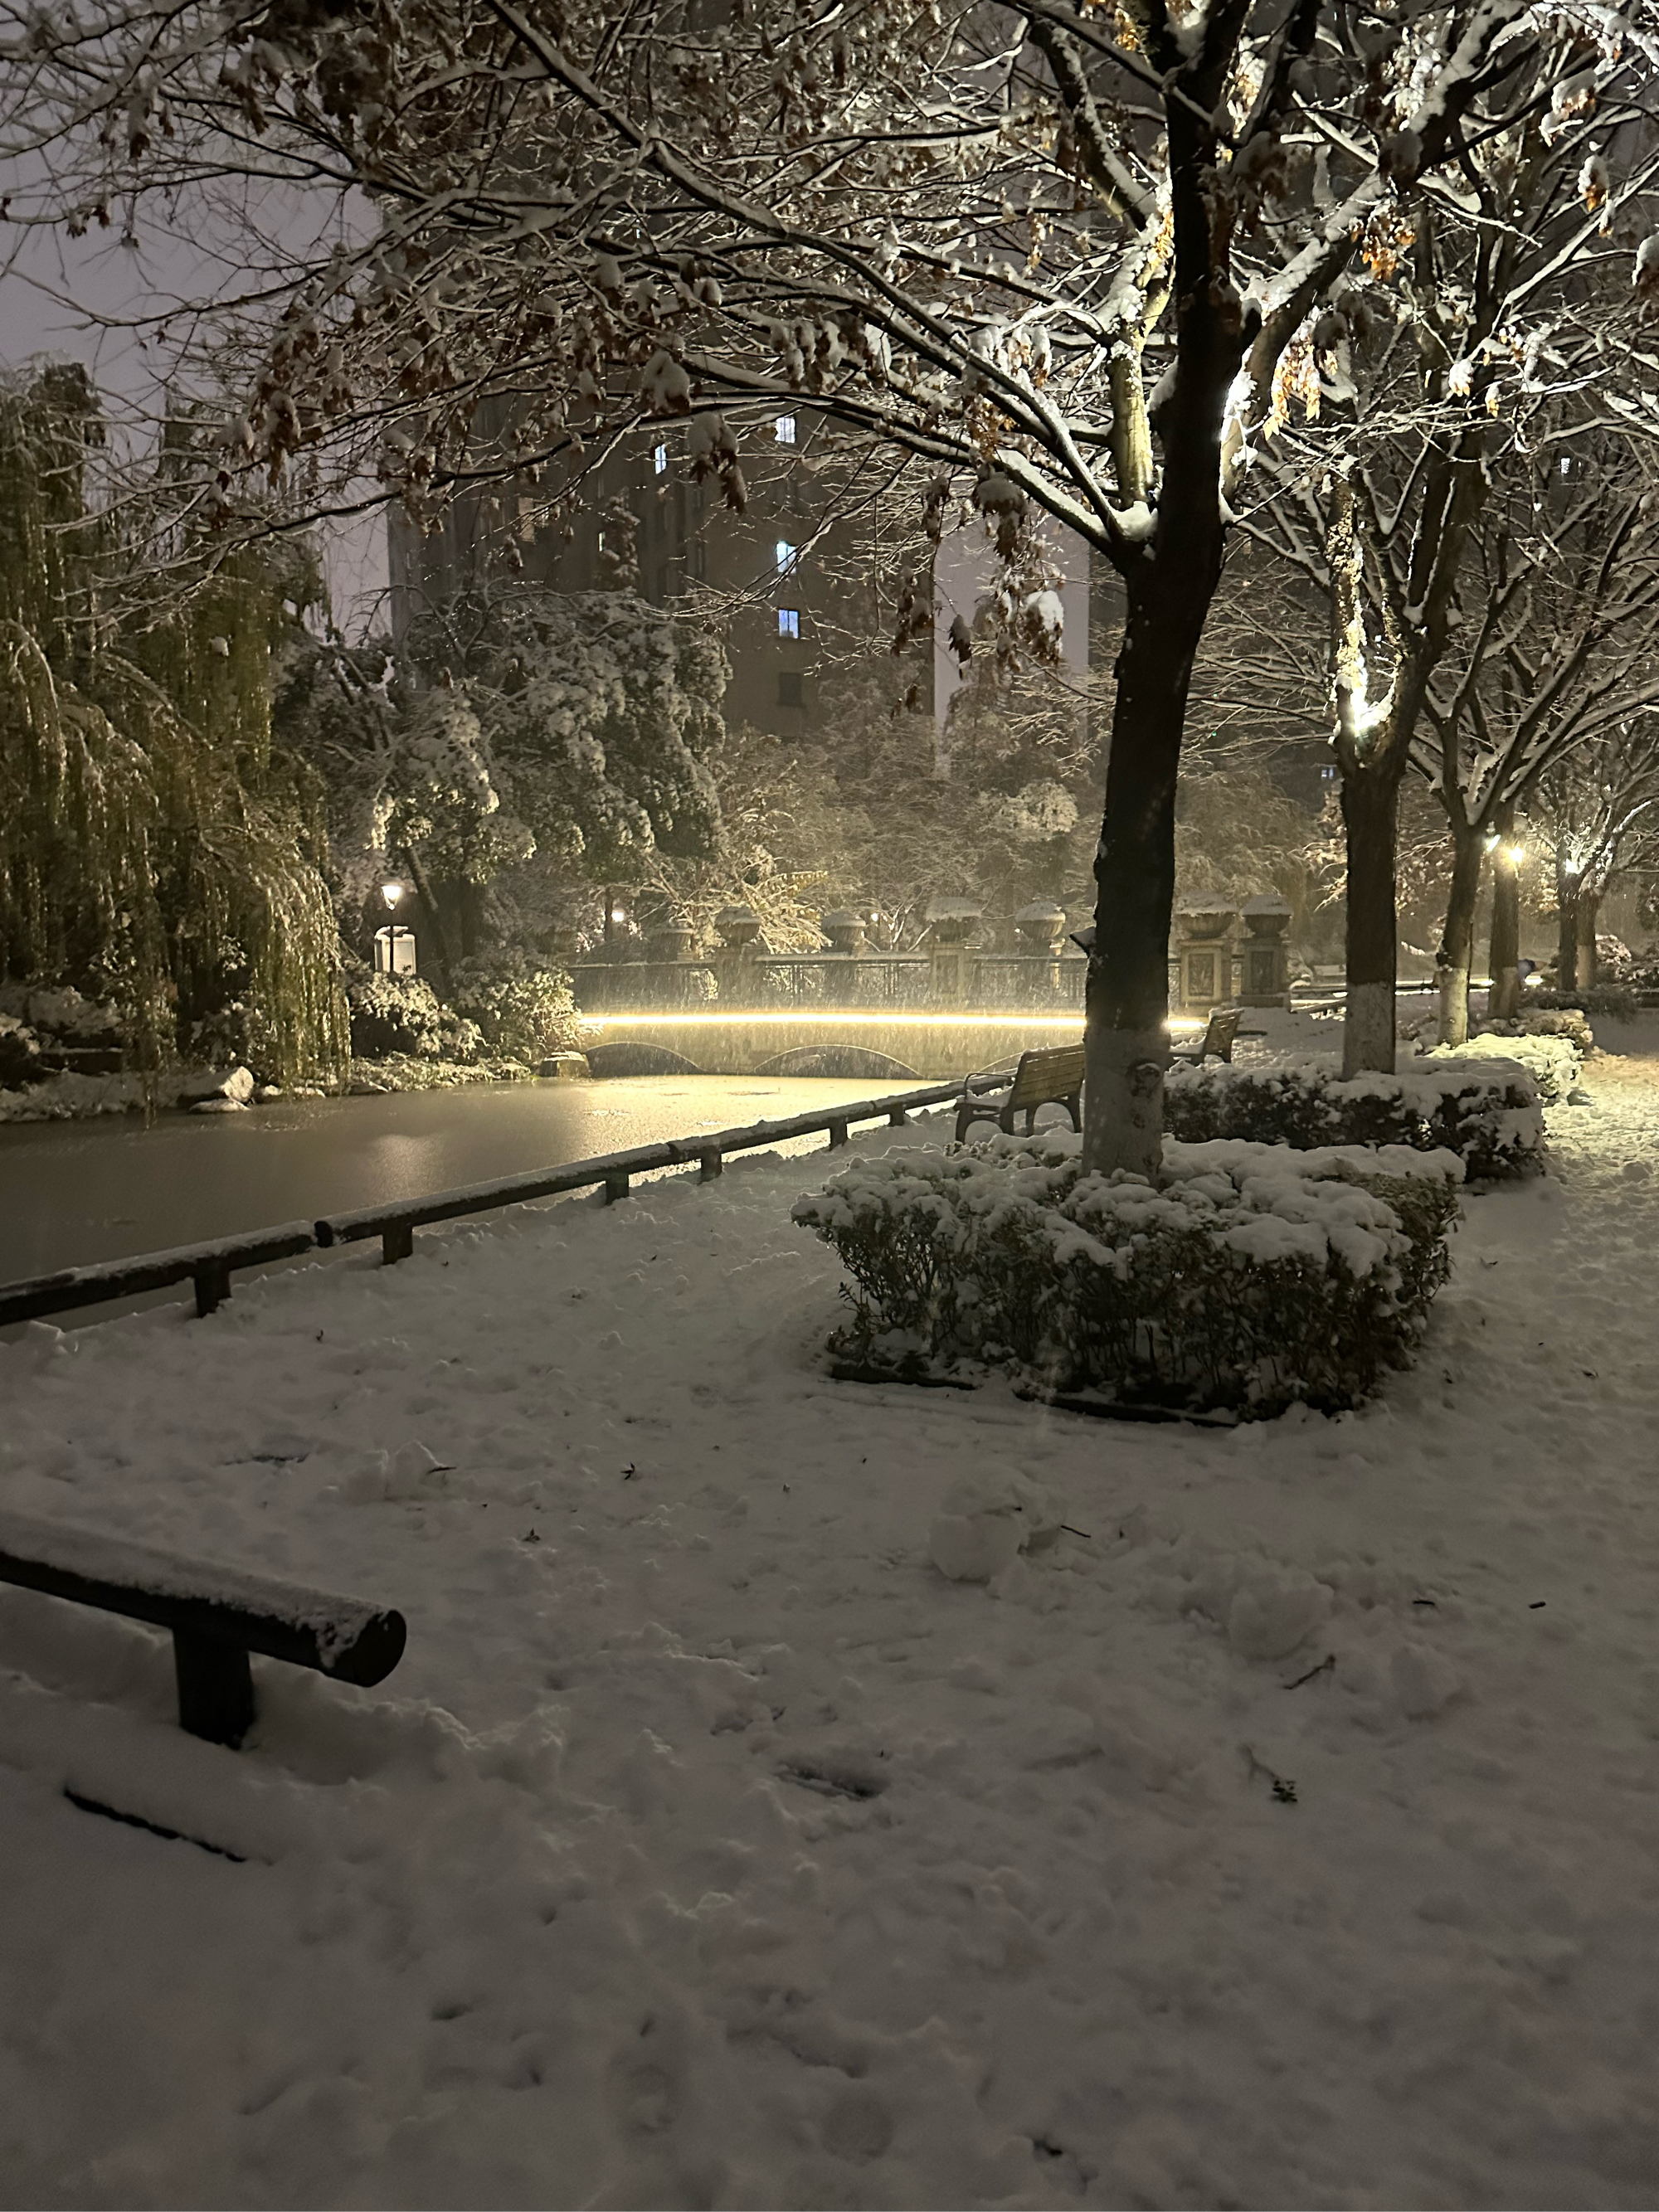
[387,408,932,734]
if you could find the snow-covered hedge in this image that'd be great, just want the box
[1164,1056,1545,1179]
[1528,984,1636,1019]
[1428,1030,1580,1103]
[449,955,581,1062]
[795,1132,1462,1417]
[346,974,484,1063]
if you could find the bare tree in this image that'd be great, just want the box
[1408,450,1659,1036]
[1527,718,1659,986]
[1247,75,1659,1071]
[4,0,1655,1158]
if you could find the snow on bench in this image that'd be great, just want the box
[0,1505,406,1748]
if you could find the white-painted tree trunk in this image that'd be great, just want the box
[1082,1026,1167,1180]
[1342,981,1396,1078]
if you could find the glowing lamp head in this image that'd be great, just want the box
[1505,843,1526,868]
[382,879,405,911]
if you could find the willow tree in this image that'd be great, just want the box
[6,0,1655,1159]
[0,369,348,1082]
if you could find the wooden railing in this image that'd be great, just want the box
[0,1077,995,1330]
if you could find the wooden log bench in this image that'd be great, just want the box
[0,1505,406,1748]
[956,1043,1086,1145]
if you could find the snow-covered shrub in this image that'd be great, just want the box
[1428,1030,1580,1104]
[0,1013,43,1087]
[1495,1006,1593,1051]
[795,1132,1462,1417]
[1164,1057,1545,1179]
[346,973,483,1062]
[449,955,581,1062]
[0,984,123,1043]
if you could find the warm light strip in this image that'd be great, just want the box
[578,1009,1209,1033]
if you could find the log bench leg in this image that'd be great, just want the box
[193,1260,232,1317]
[173,1631,255,1748]
[382,1222,415,1265]
[604,1170,630,1203]
[698,1149,723,1182]
[827,1119,849,1149]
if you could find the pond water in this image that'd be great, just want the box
[0,1074,920,1284]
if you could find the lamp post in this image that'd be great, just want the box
[374,880,416,975]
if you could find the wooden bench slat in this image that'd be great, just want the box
[1006,1045,1086,1109]
[956,1044,1085,1145]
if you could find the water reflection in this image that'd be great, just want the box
[0,1074,917,1281]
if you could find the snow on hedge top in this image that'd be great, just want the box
[1424,1031,1580,1104]
[1164,1053,1545,1178]
[796,1129,1457,1284]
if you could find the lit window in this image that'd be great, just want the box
[1320,764,1337,783]
[778,607,800,638]
[775,539,797,576]
[775,415,796,445]
[1559,455,1570,477]
[654,441,669,474]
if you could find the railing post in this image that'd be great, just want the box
[828,1119,849,1148]
[173,1629,255,1747]
[604,1169,630,1203]
[888,1106,908,1126]
[193,1259,231,1317]
[382,1222,415,1265]
[699,1148,724,1182]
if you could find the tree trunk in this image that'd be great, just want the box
[1434,823,1484,1047]
[1078,53,1242,1179]
[1487,807,1521,1021]
[1083,559,1210,1179]
[1555,867,1580,992]
[401,844,455,995]
[1340,761,1403,1075]
[1577,889,1601,988]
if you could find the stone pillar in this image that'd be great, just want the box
[1015,899,1067,996]
[819,909,868,1006]
[1240,896,1293,1008]
[1174,897,1238,1014]
[926,897,984,1005]
[714,904,763,1007]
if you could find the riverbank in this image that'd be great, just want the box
[0,1053,548,1127]
[4,1048,1659,2203]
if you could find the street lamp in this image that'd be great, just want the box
[375,880,416,975]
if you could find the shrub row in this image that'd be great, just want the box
[795,1132,1462,1417]
[1527,984,1636,1018]
[1163,1055,1545,1178]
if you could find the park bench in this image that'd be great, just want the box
[1169,1006,1242,1066]
[0,1505,406,1748]
[956,1043,1086,1145]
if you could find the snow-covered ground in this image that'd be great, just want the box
[4,1037,1659,2207]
